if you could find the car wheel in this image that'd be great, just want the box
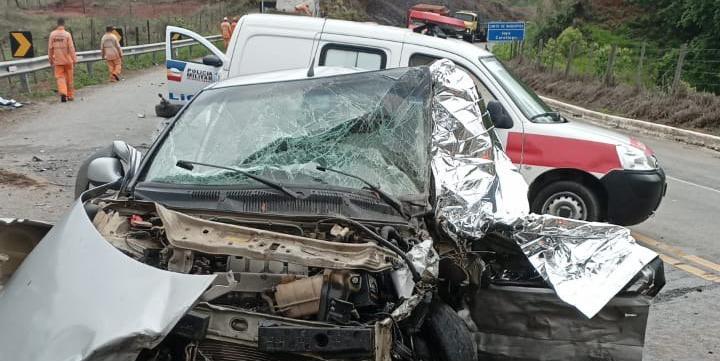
[422,301,477,361]
[531,180,602,221]
[470,33,476,43]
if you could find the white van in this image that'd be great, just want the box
[162,14,666,226]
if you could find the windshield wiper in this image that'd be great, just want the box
[529,111,562,122]
[176,160,306,199]
[316,166,408,219]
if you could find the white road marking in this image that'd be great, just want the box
[666,175,720,195]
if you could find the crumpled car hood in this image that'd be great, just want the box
[0,200,215,361]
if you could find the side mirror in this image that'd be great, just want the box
[87,157,123,187]
[74,141,142,198]
[202,54,223,67]
[487,100,514,129]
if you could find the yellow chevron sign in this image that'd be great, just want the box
[10,31,34,58]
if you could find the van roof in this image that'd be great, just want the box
[210,66,361,89]
[240,14,494,58]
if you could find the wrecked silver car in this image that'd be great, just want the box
[0,61,664,361]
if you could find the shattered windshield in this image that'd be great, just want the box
[143,68,433,197]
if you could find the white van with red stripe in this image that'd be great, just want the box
[164,14,666,225]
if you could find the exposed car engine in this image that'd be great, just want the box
[90,199,461,361]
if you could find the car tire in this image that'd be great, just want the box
[470,33,476,43]
[155,102,181,118]
[422,301,477,361]
[531,180,602,221]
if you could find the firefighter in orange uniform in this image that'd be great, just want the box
[220,17,231,49]
[230,17,239,39]
[48,18,77,102]
[101,26,123,82]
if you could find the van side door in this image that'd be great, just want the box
[227,19,324,78]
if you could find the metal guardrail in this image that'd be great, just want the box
[0,35,221,92]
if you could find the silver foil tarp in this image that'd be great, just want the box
[429,59,528,239]
[428,59,656,318]
[391,238,440,299]
[511,215,657,318]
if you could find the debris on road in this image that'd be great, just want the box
[0,96,23,109]
[0,169,44,187]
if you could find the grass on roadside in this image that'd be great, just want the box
[1,37,223,102]
[0,51,167,102]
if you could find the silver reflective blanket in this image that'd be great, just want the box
[511,215,657,317]
[428,60,656,318]
[429,60,528,237]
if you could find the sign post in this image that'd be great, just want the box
[9,31,34,58]
[487,22,526,42]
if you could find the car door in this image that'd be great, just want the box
[164,26,228,105]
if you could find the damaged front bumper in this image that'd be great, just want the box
[0,200,216,361]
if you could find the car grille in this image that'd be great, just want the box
[198,339,314,361]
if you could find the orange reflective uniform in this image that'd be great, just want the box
[221,20,231,48]
[295,3,312,16]
[101,32,123,81]
[48,26,77,98]
[230,19,238,38]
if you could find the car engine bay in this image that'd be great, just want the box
[90,199,457,361]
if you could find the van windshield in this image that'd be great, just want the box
[479,56,564,123]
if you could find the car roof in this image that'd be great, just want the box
[240,14,494,57]
[209,66,362,89]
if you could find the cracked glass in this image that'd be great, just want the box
[144,68,433,197]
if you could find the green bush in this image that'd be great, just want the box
[556,26,585,56]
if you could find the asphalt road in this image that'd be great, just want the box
[566,114,720,361]
[0,66,718,360]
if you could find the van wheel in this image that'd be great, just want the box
[532,180,602,221]
[422,301,477,361]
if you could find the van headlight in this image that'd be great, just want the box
[616,144,658,170]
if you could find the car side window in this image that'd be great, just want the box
[409,53,496,102]
[320,44,387,70]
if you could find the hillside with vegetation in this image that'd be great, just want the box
[491,0,720,135]
[319,0,530,25]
